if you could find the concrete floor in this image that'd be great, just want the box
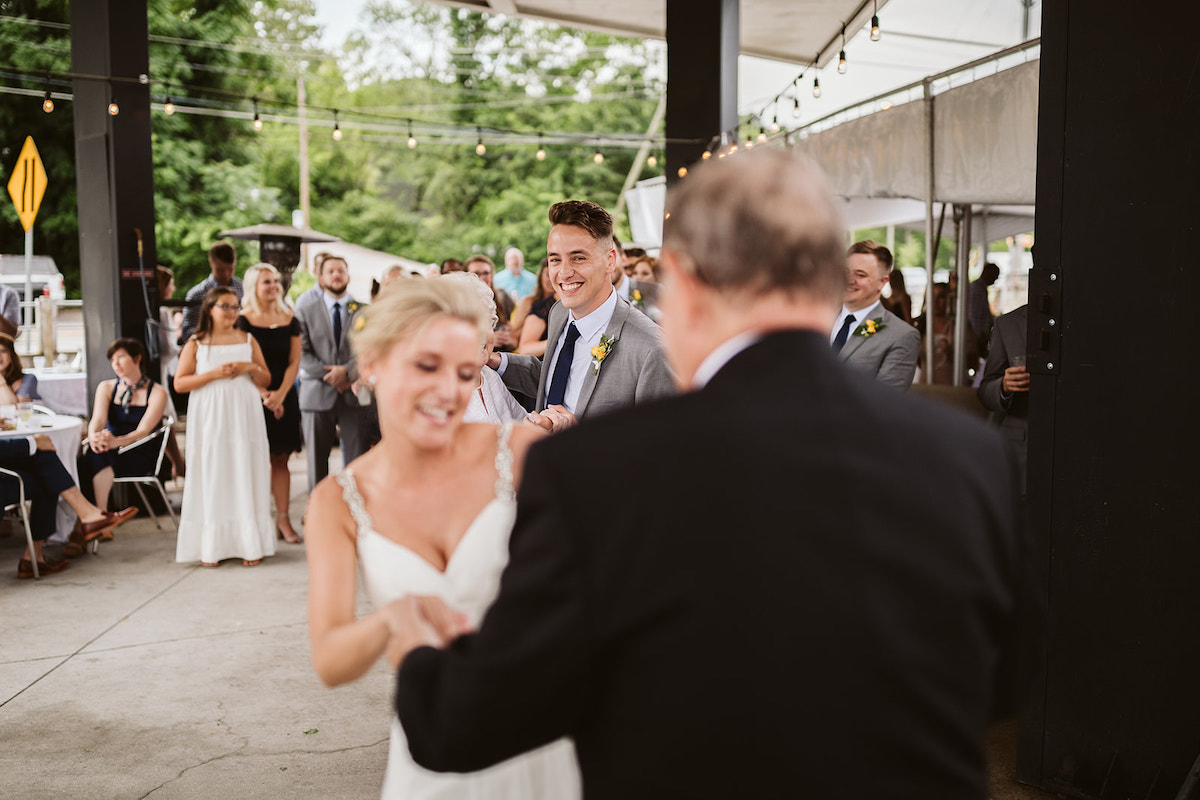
[0,453,396,800]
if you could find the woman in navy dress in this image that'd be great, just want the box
[236,263,303,543]
[86,338,170,518]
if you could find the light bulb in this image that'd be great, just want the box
[745,136,754,150]
[870,15,881,41]
[164,97,175,115]
[793,97,801,118]
[253,114,263,131]
[593,150,604,164]
[677,166,687,178]
[332,125,343,141]
[646,154,657,168]
[702,149,712,160]
[407,135,417,148]
[536,147,546,161]
[728,143,738,154]
[838,50,847,74]
[42,91,53,113]
[770,116,780,133]
[757,128,767,143]
[476,142,486,156]
[813,77,822,98]
[108,100,119,116]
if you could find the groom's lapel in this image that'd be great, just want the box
[574,299,628,416]
[538,302,568,408]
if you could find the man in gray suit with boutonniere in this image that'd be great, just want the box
[295,256,371,489]
[832,240,921,390]
[491,200,675,432]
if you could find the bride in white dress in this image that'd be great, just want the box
[306,278,580,800]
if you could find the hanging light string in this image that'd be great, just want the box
[0,64,694,152]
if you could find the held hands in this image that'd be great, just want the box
[88,429,115,453]
[323,365,352,393]
[261,389,286,419]
[382,595,475,670]
[1002,365,1030,394]
[527,404,578,433]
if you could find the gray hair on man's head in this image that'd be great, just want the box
[663,150,847,307]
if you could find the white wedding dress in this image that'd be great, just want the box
[337,424,580,800]
[176,338,274,563]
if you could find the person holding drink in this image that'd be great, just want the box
[978,304,1030,493]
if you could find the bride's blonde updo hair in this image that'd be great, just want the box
[349,277,491,366]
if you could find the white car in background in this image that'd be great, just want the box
[0,254,67,300]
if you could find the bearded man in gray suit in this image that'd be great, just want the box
[491,201,674,432]
[295,256,371,489]
[832,240,920,390]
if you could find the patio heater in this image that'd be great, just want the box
[217,223,340,293]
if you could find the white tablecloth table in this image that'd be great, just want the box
[0,414,84,543]
[25,368,90,417]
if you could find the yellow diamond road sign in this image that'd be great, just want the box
[7,136,48,233]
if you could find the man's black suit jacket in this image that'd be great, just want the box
[396,330,1035,799]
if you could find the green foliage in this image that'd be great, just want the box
[1,0,665,296]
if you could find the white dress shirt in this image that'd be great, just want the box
[322,291,351,340]
[544,288,618,413]
[692,332,763,389]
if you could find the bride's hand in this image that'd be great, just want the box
[382,596,474,669]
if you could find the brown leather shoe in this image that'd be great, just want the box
[63,523,87,558]
[81,506,139,542]
[17,556,70,579]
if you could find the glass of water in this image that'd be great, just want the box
[17,402,33,429]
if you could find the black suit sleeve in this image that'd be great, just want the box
[395,441,592,772]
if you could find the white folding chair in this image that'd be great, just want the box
[0,466,38,579]
[30,404,56,417]
[112,415,178,531]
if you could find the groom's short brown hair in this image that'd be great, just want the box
[548,200,613,245]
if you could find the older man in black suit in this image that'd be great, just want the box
[383,150,1037,799]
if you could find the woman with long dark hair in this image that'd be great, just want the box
[174,287,274,567]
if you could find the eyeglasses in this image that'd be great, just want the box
[215,303,240,312]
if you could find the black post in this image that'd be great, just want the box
[70,0,158,387]
[664,0,738,185]
[1020,1,1200,797]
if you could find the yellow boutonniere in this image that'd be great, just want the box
[352,314,367,333]
[347,301,361,313]
[630,288,644,310]
[590,334,617,375]
[854,317,887,338]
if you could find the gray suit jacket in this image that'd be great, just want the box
[977,305,1028,489]
[839,305,920,390]
[296,295,364,412]
[624,279,662,324]
[503,294,675,418]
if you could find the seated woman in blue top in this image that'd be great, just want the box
[0,333,39,401]
[86,338,169,521]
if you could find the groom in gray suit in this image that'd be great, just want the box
[832,240,920,390]
[493,201,674,431]
[295,256,371,489]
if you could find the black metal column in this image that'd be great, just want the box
[1019,1,1200,797]
[665,0,738,184]
[70,0,158,389]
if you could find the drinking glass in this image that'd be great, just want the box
[17,402,33,429]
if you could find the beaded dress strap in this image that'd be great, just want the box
[336,467,374,535]
[495,423,515,503]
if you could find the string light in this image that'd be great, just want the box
[838,26,847,74]
[744,134,754,150]
[332,108,343,140]
[42,89,53,113]
[164,95,175,115]
[702,148,712,160]
[406,118,417,148]
[677,166,687,178]
[647,154,657,167]
[871,0,881,41]
[475,127,486,155]
[757,127,767,144]
[793,95,801,118]
[813,75,822,98]
[770,112,779,133]
[593,140,604,164]
[535,132,546,161]
[108,93,119,116]
[252,97,262,130]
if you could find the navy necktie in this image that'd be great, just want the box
[332,302,343,346]
[832,314,856,352]
[545,322,580,408]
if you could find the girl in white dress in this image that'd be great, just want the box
[306,279,579,800]
[174,286,275,567]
